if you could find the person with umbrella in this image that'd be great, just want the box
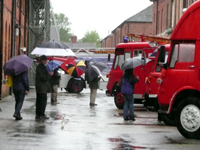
[50,68,61,104]
[12,71,30,120]
[35,55,53,120]
[46,60,62,104]
[3,54,33,120]
[85,63,106,107]
[119,57,142,121]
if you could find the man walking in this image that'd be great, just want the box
[35,55,53,120]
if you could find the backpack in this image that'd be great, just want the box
[121,78,133,95]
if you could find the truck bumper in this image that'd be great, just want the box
[158,104,169,114]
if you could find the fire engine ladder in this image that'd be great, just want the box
[129,33,171,44]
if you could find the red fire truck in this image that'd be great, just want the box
[106,36,169,109]
[156,1,200,139]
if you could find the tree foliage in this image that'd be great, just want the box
[51,13,72,42]
[81,30,101,47]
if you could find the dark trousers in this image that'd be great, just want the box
[36,93,47,116]
[13,90,25,116]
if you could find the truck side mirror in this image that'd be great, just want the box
[108,54,111,62]
[158,45,165,63]
[157,45,167,70]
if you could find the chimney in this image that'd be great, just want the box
[71,35,77,44]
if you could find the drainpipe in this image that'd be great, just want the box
[156,0,159,35]
[0,0,3,100]
[18,0,22,55]
[11,0,16,57]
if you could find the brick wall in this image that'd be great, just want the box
[152,0,197,36]
[1,0,28,98]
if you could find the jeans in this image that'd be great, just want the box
[36,93,47,116]
[123,94,134,120]
[13,90,25,116]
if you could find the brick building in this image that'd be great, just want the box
[151,0,196,37]
[0,0,29,99]
[101,5,153,47]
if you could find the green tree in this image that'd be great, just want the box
[81,30,101,47]
[51,13,71,42]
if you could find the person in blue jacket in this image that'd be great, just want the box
[13,71,29,120]
[118,69,139,121]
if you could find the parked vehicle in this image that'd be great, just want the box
[144,45,170,108]
[106,41,158,109]
[156,1,200,139]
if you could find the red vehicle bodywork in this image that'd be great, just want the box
[157,1,200,139]
[144,45,170,109]
[106,42,157,109]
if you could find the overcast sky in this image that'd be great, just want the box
[50,0,153,40]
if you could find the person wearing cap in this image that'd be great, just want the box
[35,55,53,120]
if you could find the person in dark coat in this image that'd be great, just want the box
[50,68,60,104]
[88,76,101,106]
[13,71,29,120]
[118,69,139,121]
[35,55,53,120]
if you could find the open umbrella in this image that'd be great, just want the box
[121,56,151,70]
[67,60,86,77]
[85,65,101,82]
[4,54,33,76]
[46,60,63,72]
[31,41,76,57]
[92,62,107,72]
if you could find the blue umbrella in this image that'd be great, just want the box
[4,54,33,76]
[46,60,63,72]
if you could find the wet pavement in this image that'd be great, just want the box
[0,88,200,150]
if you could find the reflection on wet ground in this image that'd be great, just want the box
[0,89,200,150]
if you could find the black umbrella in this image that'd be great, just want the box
[39,41,69,49]
[92,62,107,72]
[85,65,101,82]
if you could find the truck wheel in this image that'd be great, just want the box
[114,92,124,109]
[176,97,200,139]
[162,114,176,126]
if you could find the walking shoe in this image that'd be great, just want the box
[131,118,136,122]
[41,115,49,119]
[35,115,43,120]
[15,116,23,120]
[124,117,129,121]
[89,103,97,106]
[51,101,59,105]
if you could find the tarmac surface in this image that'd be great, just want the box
[0,88,200,150]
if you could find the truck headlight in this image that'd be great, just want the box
[157,78,162,84]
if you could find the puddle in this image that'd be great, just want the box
[108,138,152,150]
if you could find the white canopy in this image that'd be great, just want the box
[31,47,76,57]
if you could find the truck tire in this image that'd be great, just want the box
[162,114,176,126]
[114,91,124,109]
[176,97,200,139]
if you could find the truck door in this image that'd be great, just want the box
[161,43,195,104]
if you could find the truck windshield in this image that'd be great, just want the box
[114,55,124,69]
[169,43,195,68]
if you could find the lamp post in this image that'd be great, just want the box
[21,47,26,54]
[15,24,19,36]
